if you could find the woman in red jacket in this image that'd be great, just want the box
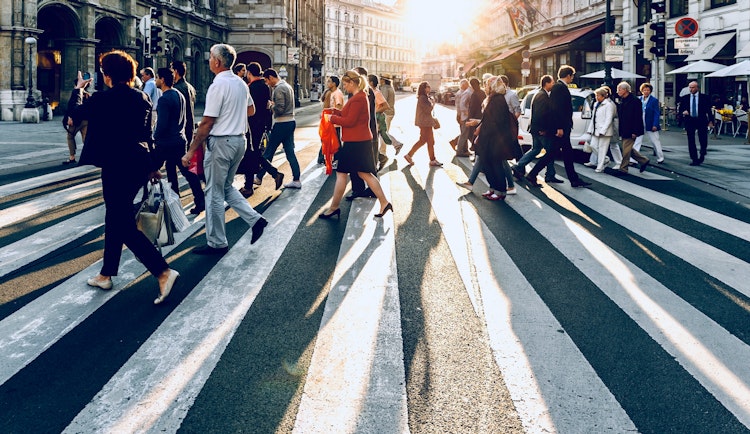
[320,70,392,219]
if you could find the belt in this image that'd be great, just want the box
[209,134,244,138]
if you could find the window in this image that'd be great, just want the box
[637,0,649,26]
[670,0,689,16]
[710,0,736,7]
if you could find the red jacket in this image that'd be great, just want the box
[329,91,373,142]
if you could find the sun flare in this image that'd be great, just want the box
[400,0,484,49]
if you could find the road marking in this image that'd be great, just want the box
[0,179,101,229]
[0,166,99,197]
[294,172,409,433]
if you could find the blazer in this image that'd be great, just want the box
[476,93,520,160]
[679,92,712,126]
[414,93,435,128]
[617,93,645,139]
[529,90,553,136]
[468,89,486,120]
[586,98,616,137]
[69,83,155,171]
[550,80,573,132]
[329,90,372,142]
[640,95,661,131]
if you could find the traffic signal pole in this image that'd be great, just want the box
[649,1,667,129]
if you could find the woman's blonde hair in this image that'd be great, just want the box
[595,86,610,98]
[342,70,366,92]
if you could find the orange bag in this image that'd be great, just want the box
[319,109,340,175]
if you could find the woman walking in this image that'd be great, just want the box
[69,50,179,305]
[586,86,620,172]
[320,70,392,219]
[403,82,442,167]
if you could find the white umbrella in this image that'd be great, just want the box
[705,60,750,77]
[580,68,645,79]
[666,60,725,75]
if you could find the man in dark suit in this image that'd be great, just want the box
[526,65,590,188]
[679,81,713,166]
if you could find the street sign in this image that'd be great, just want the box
[678,49,695,55]
[138,16,149,37]
[675,17,698,38]
[674,37,699,49]
[278,66,288,78]
[603,33,624,62]
[521,69,530,77]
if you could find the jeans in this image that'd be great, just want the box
[257,120,300,181]
[516,134,556,179]
[468,155,482,184]
[204,135,263,248]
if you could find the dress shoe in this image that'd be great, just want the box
[274,173,285,190]
[375,203,393,217]
[192,244,229,255]
[319,208,341,219]
[699,155,705,163]
[449,137,458,151]
[689,160,701,166]
[251,218,268,244]
[346,190,365,201]
[611,169,628,176]
[239,187,254,198]
[545,177,564,184]
[87,275,113,290]
[571,180,591,188]
[154,269,180,305]
[378,153,389,171]
[511,165,525,181]
[525,174,541,187]
[62,158,77,165]
[253,175,262,186]
[639,160,650,173]
[190,205,205,215]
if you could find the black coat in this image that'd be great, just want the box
[617,93,645,139]
[69,84,155,172]
[550,80,573,132]
[476,93,521,160]
[678,92,713,126]
[468,89,486,120]
[529,90,553,136]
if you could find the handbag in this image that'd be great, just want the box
[432,116,441,129]
[136,181,174,248]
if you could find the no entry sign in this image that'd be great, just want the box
[675,17,699,38]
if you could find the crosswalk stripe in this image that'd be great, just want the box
[63,161,328,433]
[0,166,98,197]
[507,184,750,428]
[293,172,409,433]
[0,179,101,229]
[410,155,637,432]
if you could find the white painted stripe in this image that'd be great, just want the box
[0,219,204,386]
[0,166,98,197]
[4,148,69,160]
[293,173,409,434]
[63,162,328,434]
[419,155,636,433]
[575,168,750,242]
[0,179,101,229]
[508,185,750,429]
[549,184,750,298]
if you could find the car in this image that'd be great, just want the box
[515,85,538,102]
[517,87,594,153]
[411,82,420,92]
[437,82,460,105]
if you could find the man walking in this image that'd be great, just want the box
[182,44,268,255]
[153,67,205,214]
[171,60,196,146]
[453,79,472,157]
[256,68,302,189]
[379,74,402,155]
[679,80,713,166]
[513,75,559,185]
[615,81,650,174]
[140,67,161,127]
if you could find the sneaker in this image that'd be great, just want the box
[284,180,302,189]
[505,187,517,195]
[583,161,596,167]
[254,175,262,186]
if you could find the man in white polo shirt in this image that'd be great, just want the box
[182,43,268,255]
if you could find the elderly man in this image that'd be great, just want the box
[182,44,268,255]
[453,79,472,157]
[679,80,713,166]
[615,81,650,174]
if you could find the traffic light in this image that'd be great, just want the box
[651,0,666,14]
[643,25,654,60]
[649,21,666,58]
[149,8,163,55]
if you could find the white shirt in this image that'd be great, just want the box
[203,70,254,136]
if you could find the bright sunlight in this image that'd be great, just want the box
[399,0,485,49]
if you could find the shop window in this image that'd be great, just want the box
[710,0,736,7]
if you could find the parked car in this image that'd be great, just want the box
[515,85,538,102]
[517,87,594,153]
[437,81,460,105]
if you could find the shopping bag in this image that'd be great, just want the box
[188,144,204,176]
[136,182,174,248]
[160,179,190,232]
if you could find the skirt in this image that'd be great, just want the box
[335,139,376,174]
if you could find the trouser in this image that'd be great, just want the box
[684,117,708,161]
[242,123,277,186]
[100,166,168,277]
[257,120,300,181]
[456,121,471,156]
[516,133,556,179]
[159,145,205,209]
[529,134,579,182]
[204,135,263,248]
[619,137,649,171]
[406,126,436,160]
[378,113,395,154]
[66,121,88,157]
[633,130,664,161]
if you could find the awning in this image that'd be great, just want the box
[736,42,750,59]
[685,33,734,61]
[461,61,476,74]
[484,47,524,65]
[532,22,603,54]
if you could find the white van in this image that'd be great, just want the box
[517,87,595,152]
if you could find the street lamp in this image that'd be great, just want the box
[603,0,613,89]
[24,37,37,109]
[294,0,301,107]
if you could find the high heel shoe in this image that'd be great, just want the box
[319,208,341,219]
[375,203,393,218]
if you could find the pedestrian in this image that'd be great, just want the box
[525,65,590,187]
[319,70,392,219]
[368,73,391,170]
[614,81,650,175]
[468,76,518,201]
[634,83,665,164]
[69,51,179,304]
[140,67,161,127]
[453,78,472,157]
[379,74,403,155]
[152,67,205,214]
[512,74,560,185]
[456,78,486,188]
[585,86,619,173]
[233,62,247,82]
[499,74,521,194]
[345,66,380,200]
[317,75,344,166]
[181,43,268,255]
[255,68,302,189]
[679,81,713,166]
[62,78,90,165]
[170,60,197,148]
[239,62,280,196]
[404,81,442,167]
